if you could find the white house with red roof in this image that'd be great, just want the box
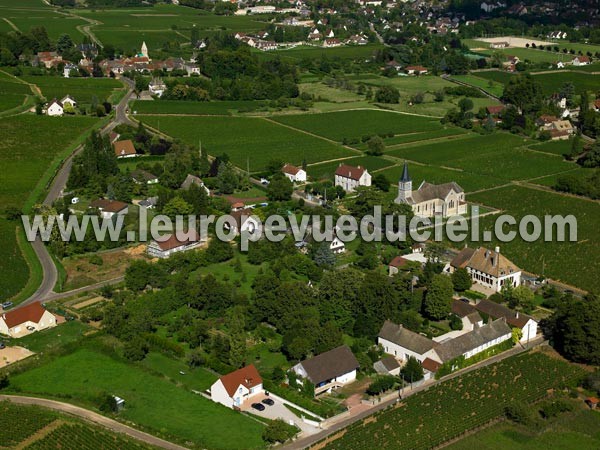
[0,302,57,338]
[210,365,263,409]
[147,231,203,259]
[572,55,590,66]
[282,164,307,183]
[334,164,371,192]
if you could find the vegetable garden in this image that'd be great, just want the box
[317,352,584,450]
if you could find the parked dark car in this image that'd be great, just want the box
[0,342,5,349]
[251,403,265,411]
[261,398,274,406]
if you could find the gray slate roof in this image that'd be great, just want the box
[297,345,359,385]
[433,319,511,362]
[407,181,463,205]
[378,320,438,355]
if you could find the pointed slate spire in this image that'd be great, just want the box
[400,161,411,183]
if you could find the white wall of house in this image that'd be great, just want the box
[334,171,371,192]
[520,319,537,342]
[284,169,307,183]
[146,241,202,259]
[378,337,437,363]
[99,208,128,220]
[47,103,63,116]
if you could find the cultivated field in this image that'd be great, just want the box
[131,100,268,115]
[21,76,124,104]
[0,74,33,114]
[137,114,357,172]
[271,110,443,142]
[308,155,394,180]
[474,70,600,95]
[9,347,265,449]
[318,351,584,450]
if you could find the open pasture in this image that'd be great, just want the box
[469,185,600,292]
[474,70,600,95]
[9,347,266,449]
[271,110,443,142]
[275,43,383,61]
[319,352,584,450]
[138,114,356,172]
[450,74,505,97]
[21,76,123,104]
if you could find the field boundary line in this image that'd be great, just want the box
[333,106,442,119]
[260,116,363,155]
[514,180,600,204]
[384,132,474,152]
[15,419,64,450]
[2,17,19,32]
[0,395,188,450]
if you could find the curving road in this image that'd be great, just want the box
[21,78,135,306]
[0,394,188,450]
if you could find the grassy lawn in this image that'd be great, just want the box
[140,352,217,391]
[137,114,356,172]
[15,320,91,353]
[469,185,600,292]
[274,44,383,61]
[450,74,505,97]
[9,347,266,449]
[271,109,443,142]
[447,408,600,450]
[474,70,600,95]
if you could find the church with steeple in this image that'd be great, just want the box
[395,162,467,218]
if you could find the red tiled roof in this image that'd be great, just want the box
[335,164,366,181]
[574,55,590,62]
[155,231,200,251]
[90,199,128,213]
[389,256,408,268]
[594,100,600,109]
[406,65,427,71]
[219,365,262,397]
[282,164,301,176]
[486,105,505,115]
[2,302,49,328]
[113,140,136,157]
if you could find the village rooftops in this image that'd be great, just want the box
[421,357,442,373]
[451,246,521,278]
[113,139,136,157]
[90,199,128,213]
[486,105,505,115]
[473,299,534,328]
[296,345,359,386]
[218,365,262,397]
[388,256,408,268]
[282,163,301,175]
[1,302,49,329]
[451,300,483,325]
[335,164,367,181]
[378,320,438,355]
[434,319,511,362]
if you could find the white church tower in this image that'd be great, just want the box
[396,161,412,203]
[141,41,148,58]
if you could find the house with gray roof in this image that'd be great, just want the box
[378,320,439,363]
[395,162,467,218]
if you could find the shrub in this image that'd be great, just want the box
[262,419,298,444]
[367,376,398,395]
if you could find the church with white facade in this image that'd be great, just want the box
[395,163,467,218]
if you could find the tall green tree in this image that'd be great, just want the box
[423,274,453,320]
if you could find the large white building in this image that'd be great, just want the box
[472,299,538,343]
[147,231,203,259]
[450,246,521,292]
[334,164,371,192]
[210,365,263,409]
[395,163,467,218]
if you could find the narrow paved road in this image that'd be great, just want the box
[0,395,188,450]
[21,78,135,306]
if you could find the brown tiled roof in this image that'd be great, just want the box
[219,365,262,397]
[90,199,128,213]
[379,355,401,371]
[389,256,408,268]
[451,299,477,318]
[154,230,200,251]
[378,320,438,355]
[298,345,359,385]
[113,139,136,157]
[422,358,441,373]
[282,164,301,176]
[473,299,534,328]
[407,65,427,71]
[335,164,366,181]
[451,246,520,278]
[2,302,49,328]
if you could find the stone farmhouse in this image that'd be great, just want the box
[334,164,371,192]
[395,163,467,218]
[292,345,359,396]
[0,302,57,338]
[210,365,263,409]
[450,246,521,292]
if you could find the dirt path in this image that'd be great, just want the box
[0,395,187,450]
[2,17,19,32]
[15,419,64,450]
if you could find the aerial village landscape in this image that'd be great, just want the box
[0,0,599,448]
